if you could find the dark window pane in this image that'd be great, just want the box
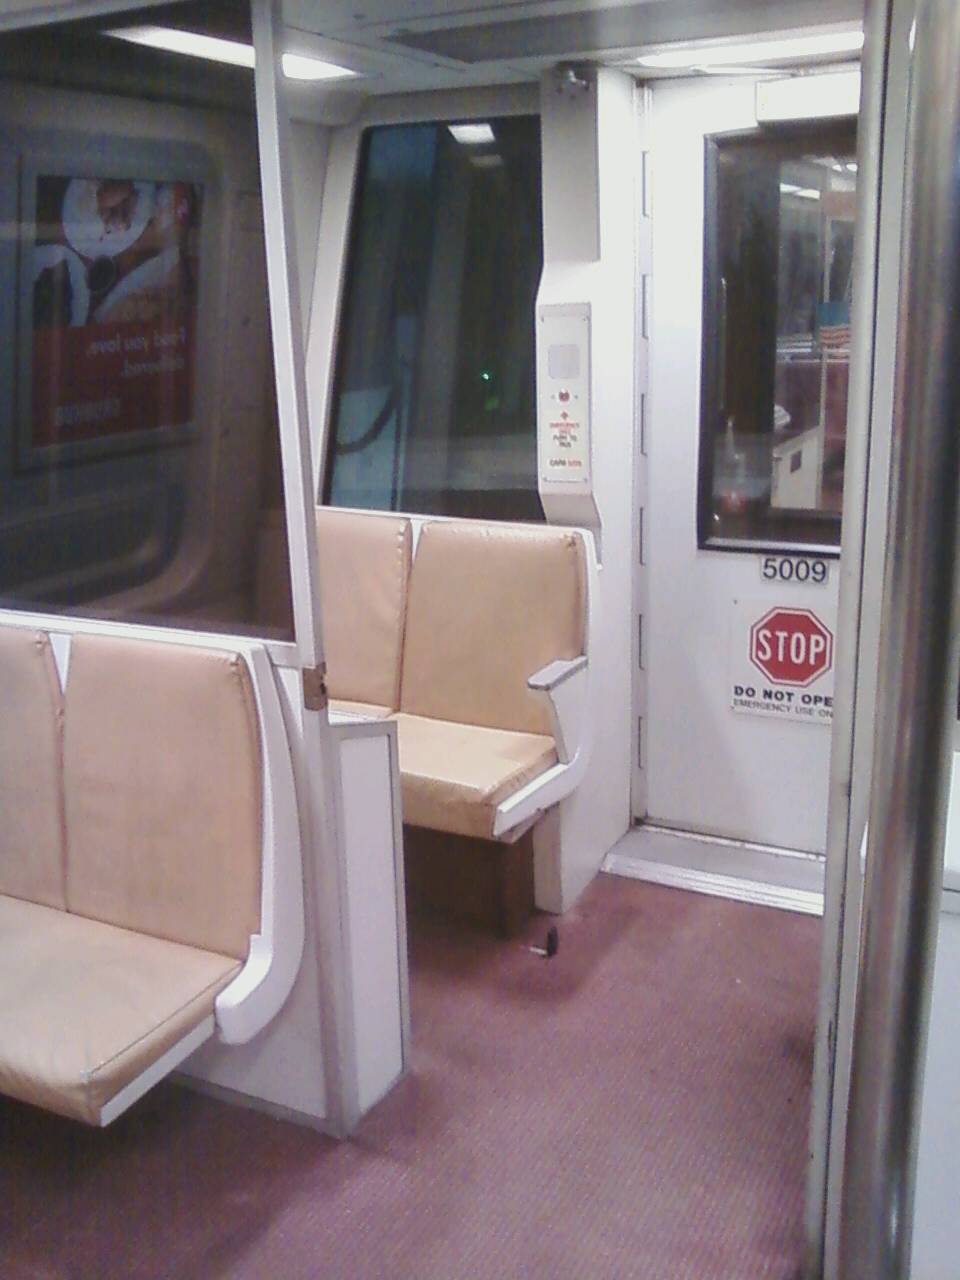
[699,121,857,549]
[326,117,544,522]
[0,1,294,639]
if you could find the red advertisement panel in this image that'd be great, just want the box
[30,175,202,451]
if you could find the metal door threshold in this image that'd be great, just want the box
[603,824,825,916]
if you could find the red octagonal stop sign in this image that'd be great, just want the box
[750,607,834,687]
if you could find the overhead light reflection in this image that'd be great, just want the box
[449,123,496,146]
[104,25,356,81]
[780,183,822,200]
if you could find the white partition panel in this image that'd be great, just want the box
[534,67,638,910]
[334,720,409,1115]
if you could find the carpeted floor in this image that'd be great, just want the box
[0,875,818,1280]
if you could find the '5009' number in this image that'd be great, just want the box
[760,555,829,585]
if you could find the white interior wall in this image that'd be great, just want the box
[535,68,637,910]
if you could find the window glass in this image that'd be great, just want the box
[0,1,294,638]
[699,122,857,549]
[326,116,544,522]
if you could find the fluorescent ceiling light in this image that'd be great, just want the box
[107,25,254,67]
[448,123,496,146]
[105,25,356,81]
[636,29,864,70]
[281,51,355,81]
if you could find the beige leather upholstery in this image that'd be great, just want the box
[317,507,411,711]
[400,521,585,737]
[64,634,262,961]
[394,713,557,840]
[0,895,238,1125]
[329,699,393,720]
[0,629,66,910]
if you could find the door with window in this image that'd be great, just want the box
[643,75,857,853]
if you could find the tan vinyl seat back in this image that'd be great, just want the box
[0,628,66,910]
[400,522,586,737]
[63,634,262,961]
[316,507,412,711]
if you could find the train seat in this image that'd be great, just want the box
[0,627,303,1126]
[392,714,557,839]
[0,893,240,1125]
[315,507,412,719]
[394,520,589,843]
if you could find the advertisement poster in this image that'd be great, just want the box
[729,598,837,724]
[29,175,202,454]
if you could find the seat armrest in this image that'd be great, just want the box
[527,655,588,765]
[528,656,587,693]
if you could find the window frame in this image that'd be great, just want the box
[316,94,544,524]
[0,19,294,642]
[698,119,858,557]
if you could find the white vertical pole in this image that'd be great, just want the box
[807,0,901,1269]
[838,0,960,1267]
[251,0,359,1134]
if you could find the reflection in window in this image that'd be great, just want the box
[0,2,294,639]
[699,122,857,549]
[326,117,544,521]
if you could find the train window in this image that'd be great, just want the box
[699,121,857,551]
[325,116,544,522]
[0,1,294,640]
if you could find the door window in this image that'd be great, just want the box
[699,121,858,550]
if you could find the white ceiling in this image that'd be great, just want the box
[281,0,863,98]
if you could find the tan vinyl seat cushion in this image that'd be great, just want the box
[393,713,558,840]
[400,521,586,737]
[317,508,412,711]
[0,895,239,1125]
[0,629,66,909]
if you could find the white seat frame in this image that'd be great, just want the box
[490,531,598,841]
[0,614,305,1125]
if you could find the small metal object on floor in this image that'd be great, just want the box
[528,926,559,958]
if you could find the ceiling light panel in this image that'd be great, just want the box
[105,25,356,82]
[106,25,255,68]
[635,29,864,70]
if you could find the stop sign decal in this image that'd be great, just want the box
[750,607,834,687]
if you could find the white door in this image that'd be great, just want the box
[641,75,854,854]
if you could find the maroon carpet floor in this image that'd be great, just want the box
[0,875,818,1280]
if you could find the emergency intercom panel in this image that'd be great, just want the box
[537,301,592,496]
